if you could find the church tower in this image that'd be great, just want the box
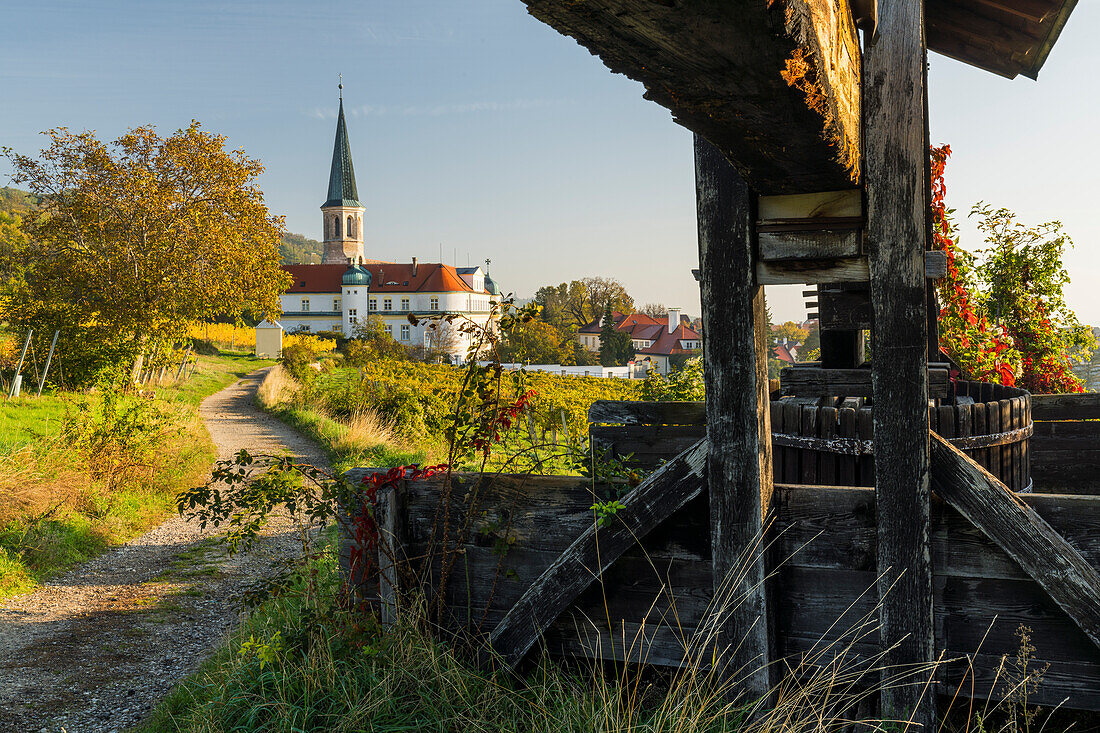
[321,83,365,264]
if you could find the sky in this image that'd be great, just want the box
[1,1,1097,324]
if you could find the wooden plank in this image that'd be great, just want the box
[772,401,786,483]
[863,0,935,724]
[818,407,839,485]
[588,400,705,426]
[1032,393,1100,421]
[590,424,705,470]
[520,0,862,195]
[694,135,774,697]
[758,230,861,261]
[757,257,869,285]
[757,253,946,285]
[780,366,948,397]
[838,406,857,486]
[930,431,1100,653]
[758,189,862,221]
[488,438,708,668]
[378,483,403,625]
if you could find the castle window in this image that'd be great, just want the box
[334,216,341,238]
[369,298,376,311]
[385,325,393,338]
[347,215,354,238]
[301,297,310,312]
[348,308,357,323]
[430,297,438,311]
[334,298,341,311]
[383,298,392,311]
[400,325,410,341]
[401,297,409,310]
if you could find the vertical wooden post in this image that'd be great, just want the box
[864,1,936,728]
[694,134,773,701]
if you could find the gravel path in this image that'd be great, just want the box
[0,368,330,733]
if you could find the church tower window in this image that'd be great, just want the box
[347,215,355,238]
[334,216,341,239]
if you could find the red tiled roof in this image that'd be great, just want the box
[637,323,702,357]
[283,262,487,294]
[774,344,795,363]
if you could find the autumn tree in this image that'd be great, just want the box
[498,318,569,365]
[971,204,1094,393]
[2,123,290,384]
[639,302,667,318]
[533,277,634,329]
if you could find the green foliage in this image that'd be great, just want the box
[970,204,1094,393]
[599,303,633,367]
[533,276,634,331]
[591,498,625,527]
[498,316,572,365]
[641,356,704,401]
[279,231,322,265]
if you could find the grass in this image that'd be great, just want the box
[256,365,425,472]
[0,351,272,601]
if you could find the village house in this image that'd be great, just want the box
[278,88,501,360]
[577,308,702,375]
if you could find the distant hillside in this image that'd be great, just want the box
[0,187,40,217]
[280,232,322,264]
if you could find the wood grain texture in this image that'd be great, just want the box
[1032,393,1100,421]
[588,400,706,426]
[695,135,774,698]
[521,0,861,194]
[758,189,862,220]
[863,0,935,724]
[930,431,1100,651]
[758,229,861,261]
[487,438,708,668]
[779,366,948,398]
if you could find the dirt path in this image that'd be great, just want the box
[0,368,330,733]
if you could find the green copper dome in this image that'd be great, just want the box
[484,274,501,296]
[322,99,362,209]
[342,263,372,286]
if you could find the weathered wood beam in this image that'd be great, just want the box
[930,432,1100,651]
[864,0,936,726]
[756,251,945,284]
[1031,393,1100,421]
[488,438,708,669]
[758,230,861,262]
[695,135,774,699]
[779,366,949,398]
[521,0,861,194]
[589,400,705,426]
[818,285,872,331]
[758,189,862,221]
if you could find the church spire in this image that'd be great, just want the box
[322,83,360,209]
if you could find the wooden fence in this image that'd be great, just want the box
[342,393,1100,711]
[1031,394,1100,493]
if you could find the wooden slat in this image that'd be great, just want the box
[780,366,948,398]
[758,189,862,221]
[930,431,1100,652]
[818,286,872,331]
[488,438,708,668]
[521,0,861,195]
[590,424,705,470]
[694,135,774,696]
[758,230,861,262]
[1032,393,1100,421]
[863,0,935,725]
[588,400,705,426]
[757,252,948,285]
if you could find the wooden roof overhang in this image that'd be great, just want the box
[522,0,1077,195]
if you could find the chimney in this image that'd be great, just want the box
[668,307,681,334]
[358,255,364,265]
[412,257,418,276]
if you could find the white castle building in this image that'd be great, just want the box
[278,88,501,359]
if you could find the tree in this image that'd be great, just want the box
[534,277,635,329]
[773,320,810,345]
[971,203,1094,393]
[498,318,568,364]
[639,302,667,318]
[2,123,290,384]
[598,303,633,367]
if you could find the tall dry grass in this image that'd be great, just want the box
[257,365,298,409]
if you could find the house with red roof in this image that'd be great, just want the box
[277,90,500,359]
[577,308,701,375]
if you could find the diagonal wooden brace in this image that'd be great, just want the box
[488,437,708,669]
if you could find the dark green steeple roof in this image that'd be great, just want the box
[321,99,361,209]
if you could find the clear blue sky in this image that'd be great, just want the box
[2,1,1097,324]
